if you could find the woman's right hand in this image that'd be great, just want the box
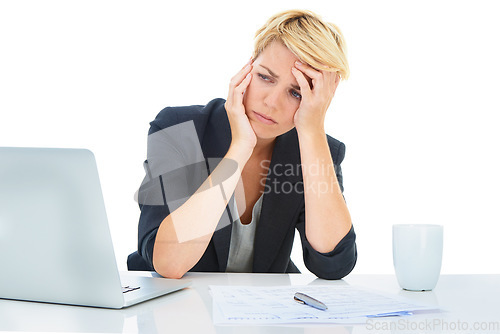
[225,60,256,162]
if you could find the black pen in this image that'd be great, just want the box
[294,292,328,311]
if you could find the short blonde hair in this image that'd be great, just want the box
[253,9,350,80]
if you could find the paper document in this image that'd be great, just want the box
[210,285,438,324]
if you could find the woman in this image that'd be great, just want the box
[130,9,357,279]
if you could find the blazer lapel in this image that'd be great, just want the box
[253,129,303,273]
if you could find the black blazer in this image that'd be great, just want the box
[130,98,357,279]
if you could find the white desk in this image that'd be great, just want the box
[0,273,498,333]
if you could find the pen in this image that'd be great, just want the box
[294,292,328,311]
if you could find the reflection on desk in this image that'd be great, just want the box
[0,273,499,333]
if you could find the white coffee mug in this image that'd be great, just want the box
[392,224,443,291]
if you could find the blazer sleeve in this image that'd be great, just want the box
[296,140,357,280]
[136,108,209,268]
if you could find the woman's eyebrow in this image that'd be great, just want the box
[260,64,301,91]
[260,65,279,78]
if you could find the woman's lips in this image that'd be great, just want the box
[253,111,277,125]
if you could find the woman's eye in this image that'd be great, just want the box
[258,73,271,82]
[291,90,302,99]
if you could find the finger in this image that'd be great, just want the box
[291,67,311,97]
[294,61,323,83]
[319,70,336,90]
[236,58,253,74]
[233,73,252,106]
[244,56,254,67]
[328,72,341,96]
[240,57,255,76]
[231,63,253,89]
[227,63,253,105]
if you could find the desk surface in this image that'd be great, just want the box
[0,273,498,333]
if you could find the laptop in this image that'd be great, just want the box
[0,147,190,309]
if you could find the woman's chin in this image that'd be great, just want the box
[249,121,276,140]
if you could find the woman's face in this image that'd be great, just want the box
[243,41,304,140]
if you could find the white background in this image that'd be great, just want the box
[1,0,499,275]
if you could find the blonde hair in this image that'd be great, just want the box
[253,9,350,80]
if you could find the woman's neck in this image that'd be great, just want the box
[251,136,276,161]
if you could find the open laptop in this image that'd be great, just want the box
[0,147,190,309]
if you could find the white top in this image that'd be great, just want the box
[225,194,264,272]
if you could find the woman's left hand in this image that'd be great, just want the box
[291,61,341,134]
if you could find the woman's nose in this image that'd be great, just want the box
[263,88,281,110]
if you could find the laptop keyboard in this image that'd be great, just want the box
[122,286,141,294]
